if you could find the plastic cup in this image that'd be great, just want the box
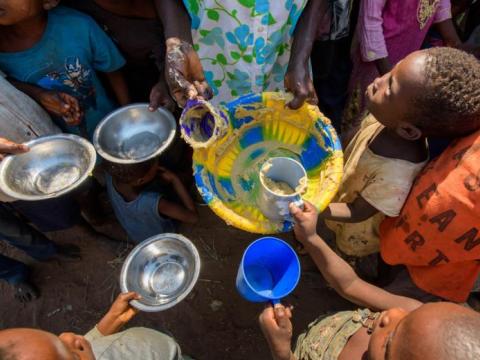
[179,99,229,149]
[236,237,301,303]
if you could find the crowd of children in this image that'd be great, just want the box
[0,0,480,359]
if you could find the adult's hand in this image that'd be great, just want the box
[285,64,318,110]
[165,37,213,108]
[0,138,29,161]
[259,304,295,360]
[149,80,176,113]
[97,292,141,336]
[37,90,83,126]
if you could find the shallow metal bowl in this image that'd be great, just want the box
[93,104,177,164]
[120,233,201,312]
[0,134,96,201]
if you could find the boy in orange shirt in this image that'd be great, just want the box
[379,47,480,302]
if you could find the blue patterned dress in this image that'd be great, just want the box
[183,0,308,104]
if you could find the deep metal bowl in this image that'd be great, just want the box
[0,134,96,201]
[120,233,201,312]
[93,104,177,164]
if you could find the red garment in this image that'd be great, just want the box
[380,129,480,302]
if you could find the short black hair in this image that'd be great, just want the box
[414,47,480,137]
[104,158,158,184]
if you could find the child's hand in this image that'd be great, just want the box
[97,292,141,336]
[0,138,29,161]
[38,90,83,126]
[165,38,213,108]
[158,166,178,183]
[149,80,176,113]
[259,304,294,360]
[107,292,140,323]
[290,201,318,244]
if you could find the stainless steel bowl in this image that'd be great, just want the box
[120,233,201,312]
[93,104,177,164]
[0,134,96,201]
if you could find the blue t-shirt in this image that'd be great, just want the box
[0,6,125,140]
[106,175,176,243]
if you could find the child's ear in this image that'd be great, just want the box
[396,122,423,141]
[43,0,60,10]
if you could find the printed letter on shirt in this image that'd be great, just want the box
[405,231,425,251]
[428,210,456,232]
[455,228,480,251]
[428,250,450,266]
[416,183,437,209]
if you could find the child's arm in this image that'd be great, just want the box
[157,167,199,224]
[97,292,140,336]
[104,70,130,106]
[291,201,422,312]
[357,0,392,75]
[320,195,379,223]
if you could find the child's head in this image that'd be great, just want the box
[0,328,95,360]
[104,158,158,187]
[0,0,59,26]
[366,48,480,140]
[367,302,480,360]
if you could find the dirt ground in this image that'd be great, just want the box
[0,204,354,360]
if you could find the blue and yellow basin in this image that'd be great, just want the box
[180,92,343,234]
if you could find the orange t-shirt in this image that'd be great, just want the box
[380,129,480,302]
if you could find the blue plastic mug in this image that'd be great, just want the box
[236,237,301,303]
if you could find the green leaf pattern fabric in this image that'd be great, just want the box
[182,0,307,105]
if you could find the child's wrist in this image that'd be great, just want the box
[31,88,49,103]
[304,233,320,244]
[97,313,127,336]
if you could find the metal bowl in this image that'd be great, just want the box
[0,134,96,201]
[93,103,177,164]
[120,233,201,312]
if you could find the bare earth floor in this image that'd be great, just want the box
[0,206,354,360]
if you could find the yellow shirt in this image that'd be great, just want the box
[326,115,427,256]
